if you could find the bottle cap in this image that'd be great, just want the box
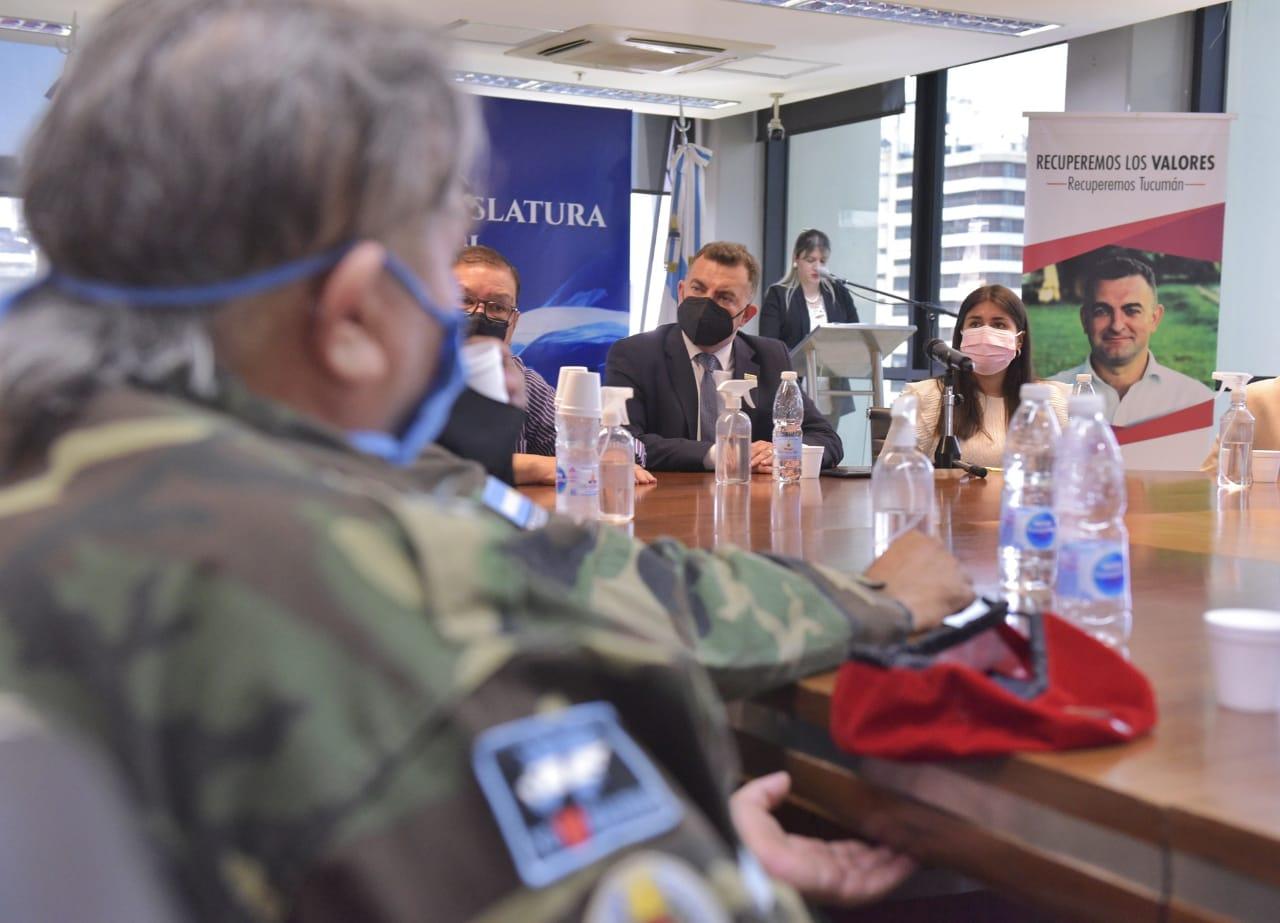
[1075,373,1092,383]
[1212,371,1250,399]
[1019,383,1053,402]
[1067,392,1104,417]
[885,392,918,446]
[781,370,797,382]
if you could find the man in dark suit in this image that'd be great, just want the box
[606,241,842,472]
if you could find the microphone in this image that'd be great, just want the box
[926,338,974,372]
[818,267,850,286]
[818,268,959,318]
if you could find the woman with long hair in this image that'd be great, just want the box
[903,284,1068,468]
[760,228,859,349]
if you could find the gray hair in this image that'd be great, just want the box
[1,0,478,464]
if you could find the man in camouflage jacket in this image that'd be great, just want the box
[0,1,971,920]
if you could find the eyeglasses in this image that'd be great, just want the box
[461,294,519,322]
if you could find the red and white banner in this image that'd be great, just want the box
[1023,113,1233,470]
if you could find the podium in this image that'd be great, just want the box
[788,323,915,408]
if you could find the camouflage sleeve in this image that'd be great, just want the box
[499,518,912,701]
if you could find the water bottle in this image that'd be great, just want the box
[598,386,635,523]
[1072,373,1095,398]
[772,370,804,483]
[999,383,1062,614]
[1213,371,1254,490]
[871,393,935,557]
[555,370,601,522]
[1054,392,1132,649]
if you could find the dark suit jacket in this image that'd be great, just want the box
[759,283,859,350]
[605,324,843,472]
[436,387,524,485]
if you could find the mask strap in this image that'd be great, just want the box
[10,244,356,315]
[346,252,466,467]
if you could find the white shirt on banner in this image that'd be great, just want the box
[1053,352,1212,426]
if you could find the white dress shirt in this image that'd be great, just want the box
[1053,352,1212,426]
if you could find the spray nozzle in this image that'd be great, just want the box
[1212,371,1250,402]
[717,378,756,411]
[885,392,919,447]
[600,386,633,427]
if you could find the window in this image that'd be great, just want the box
[936,43,1067,340]
[0,40,66,293]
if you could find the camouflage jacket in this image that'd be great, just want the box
[0,379,907,922]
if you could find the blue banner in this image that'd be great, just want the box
[474,97,631,385]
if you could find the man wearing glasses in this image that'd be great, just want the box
[606,241,842,472]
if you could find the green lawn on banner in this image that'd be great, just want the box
[1029,283,1219,386]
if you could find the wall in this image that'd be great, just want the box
[1217,0,1280,376]
[700,111,765,331]
[1066,13,1194,113]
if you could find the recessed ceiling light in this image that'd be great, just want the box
[454,71,738,109]
[0,17,72,38]
[727,0,1059,38]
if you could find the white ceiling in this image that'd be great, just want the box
[8,0,1212,117]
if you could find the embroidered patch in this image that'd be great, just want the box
[583,851,730,923]
[482,476,549,530]
[473,702,684,888]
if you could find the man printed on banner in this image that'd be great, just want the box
[1054,255,1211,425]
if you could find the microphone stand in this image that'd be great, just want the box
[932,365,988,479]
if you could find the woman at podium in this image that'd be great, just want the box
[904,284,1068,469]
[760,228,859,349]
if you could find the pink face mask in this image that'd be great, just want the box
[960,326,1019,376]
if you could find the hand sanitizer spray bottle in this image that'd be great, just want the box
[1213,371,1255,490]
[715,379,756,485]
[598,386,636,523]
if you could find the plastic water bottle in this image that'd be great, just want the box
[598,386,635,523]
[1213,371,1254,490]
[871,393,935,557]
[999,383,1062,614]
[555,370,601,522]
[1054,393,1132,649]
[772,370,804,483]
[1072,373,1096,398]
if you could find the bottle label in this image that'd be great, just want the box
[555,464,599,497]
[999,506,1057,551]
[1056,539,1128,600]
[773,434,802,462]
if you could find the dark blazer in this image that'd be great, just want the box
[605,324,843,472]
[436,387,524,485]
[759,282,859,350]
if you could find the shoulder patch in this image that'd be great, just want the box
[481,476,550,530]
[584,851,730,923]
[472,702,683,888]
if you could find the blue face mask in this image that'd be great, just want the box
[0,244,465,467]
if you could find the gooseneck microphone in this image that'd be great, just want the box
[926,338,974,373]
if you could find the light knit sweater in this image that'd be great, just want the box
[902,378,1070,469]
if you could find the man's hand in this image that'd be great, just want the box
[634,464,656,486]
[864,530,974,631]
[749,440,774,474]
[512,453,556,486]
[730,772,915,907]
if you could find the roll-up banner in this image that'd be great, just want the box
[1023,113,1233,470]
[472,97,631,386]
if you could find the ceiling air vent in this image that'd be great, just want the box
[507,24,772,76]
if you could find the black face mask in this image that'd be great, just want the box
[677,296,738,347]
[466,312,509,341]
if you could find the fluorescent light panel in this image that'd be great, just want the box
[729,0,1059,37]
[0,17,72,37]
[454,71,738,109]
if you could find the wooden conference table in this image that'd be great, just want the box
[523,471,1280,921]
